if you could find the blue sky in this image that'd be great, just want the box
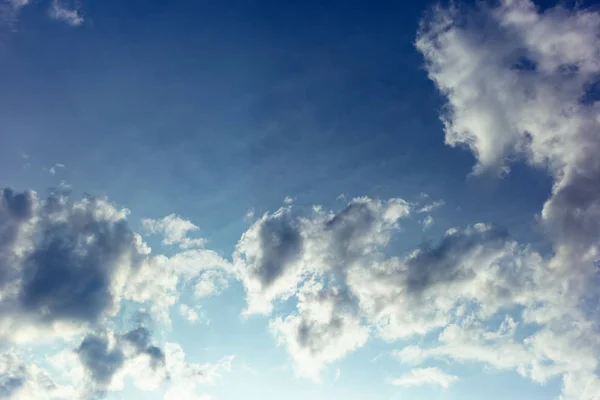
[0,0,599,399]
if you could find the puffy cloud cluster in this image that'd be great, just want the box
[270,280,369,381]
[416,0,600,265]
[0,188,231,341]
[74,326,167,394]
[234,197,410,377]
[49,327,234,398]
[347,224,543,340]
[234,197,411,316]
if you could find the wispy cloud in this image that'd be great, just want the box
[49,0,83,26]
[388,367,457,389]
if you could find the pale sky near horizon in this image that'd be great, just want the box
[1,0,599,399]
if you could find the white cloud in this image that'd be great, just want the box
[400,2,600,397]
[388,367,457,389]
[0,188,232,340]
[164,343,234,393]
[125,248,232,323]
[421,215,434,230]
[417,0,600,264]
[142,214,207,249]
[234,197,411,315]
[48,331,233,399]
[283,196,294,204]
[49,0,83,26]
[244,208,255,222]
[270,281,369,381]
[48,163,65,176]
[178,304,199,323]
[416,200,444,213]
[0,188,151,343]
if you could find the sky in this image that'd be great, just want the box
[0,0,599,399]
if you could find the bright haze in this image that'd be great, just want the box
[1,0,599,399]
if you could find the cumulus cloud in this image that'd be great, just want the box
[50,329,233,398]
[406,1,600,397]
[49,0,83,26]
[271,281,369,380]
[233,191,598,395]
[388,367,457,389]
[123,249,231,324]
[73,327,167,394]
[234,197,410,315]
[234,197,409,376]
[0,188,151,342]
[346,223,537,340]
[417,0,600,264]
[0,188,232,340]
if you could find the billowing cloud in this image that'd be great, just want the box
[0,188,232,341]
[388,367,457,389]
[50,329,234,398]
[407,1,600,397]
[234,197,410,315]
[346,224,535,340]
[74,327,167,394]
[271,281,369,380]
[416,0,600,264]
[234,197,409,376]
[0,188,150,342]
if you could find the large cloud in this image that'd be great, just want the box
[0,188,150,342]
[233,197,410,315]
[0,188,232,342]
[75,326,167,393]
[234,197,410,377]
[346,224,544,340]
[408,1,600,398]
[270,280,369,380]
[416,0,600,266]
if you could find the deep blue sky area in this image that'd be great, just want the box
[0,0,553,256]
